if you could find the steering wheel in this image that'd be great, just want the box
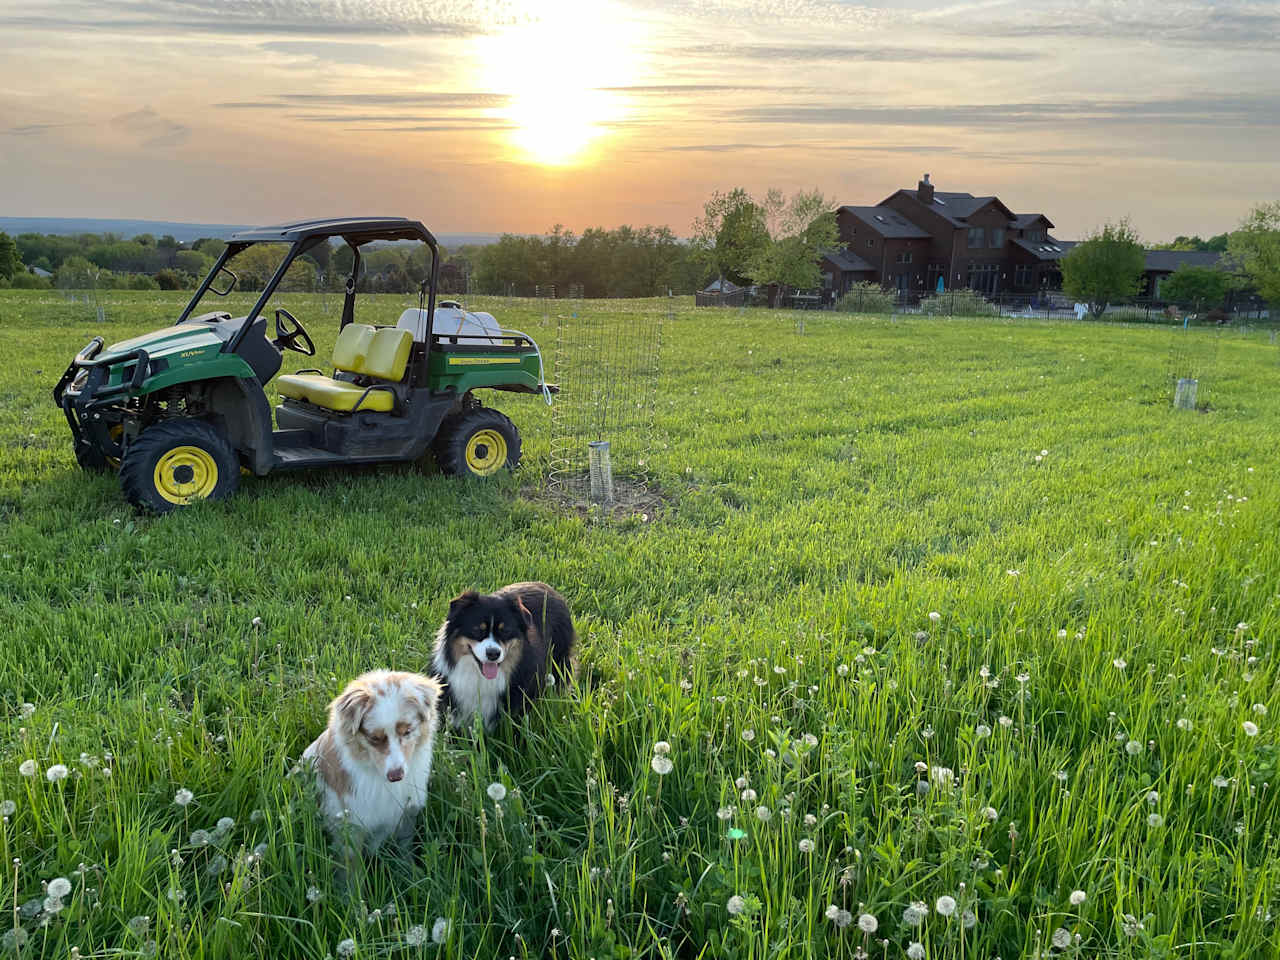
[274,308,316,356]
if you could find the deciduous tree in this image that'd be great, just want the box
[1228,203,1280,304]
[1060,219,1145,319]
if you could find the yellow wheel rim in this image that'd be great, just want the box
[153,445,219,504]
[106,424,123,470]
[464,429,507,476]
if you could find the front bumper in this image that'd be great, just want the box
[52,337,148,455]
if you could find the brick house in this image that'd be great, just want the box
[830,175,1069,297]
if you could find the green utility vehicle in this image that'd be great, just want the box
[53,217,552,512]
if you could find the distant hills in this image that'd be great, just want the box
[0,217,502,248]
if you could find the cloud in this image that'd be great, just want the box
[0,0,513,38]
[680,42,1039,62]
[257,40,411,65]
[595,84,800,94]
[728,95,1280,128]
[111,106,189,147]
[215,92,511,109]
[3,123,69,136]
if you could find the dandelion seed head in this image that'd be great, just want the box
[741,788,757,803]
[976,724,991,738]
[174,789,194,807]
[1148,813,1164,827]
[487,782,507,802]
[902,902,928,926]
[982,806,998,821]
[431,918,451,943]
[18,760,36,777]
[653,741,671,756]
[726,894,747,916]
[1052,928,1072,949]
[405,925,427,947]
[907,942,925,960]
[857,913,878,933]
[756,805,771,822]
[928,611,941,623]
[798,839,814,853]
[1070,889,1087,905]
[336,938,356,958]
[1243,721,1259,737]
[0,800,14,818]
[741,729,755,742]
[650,755,673,775]
[935,895,957,917]
[45,764,68,782]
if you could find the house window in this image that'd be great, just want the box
[990,228,1005,249]
[867,239,875,248]
[1015,265,1032,286]
[895,251,913,264]
[968,227,984,248]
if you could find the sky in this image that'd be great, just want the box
[2,0,1278,241]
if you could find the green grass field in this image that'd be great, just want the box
[1,289,1278,959]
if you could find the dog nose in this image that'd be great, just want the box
[485,648,501,661]
[387,767,405,782]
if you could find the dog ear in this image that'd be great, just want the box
[329,682,373,737]
[408,674,443,714]
[511,596,535,632]
[448,590,480,620]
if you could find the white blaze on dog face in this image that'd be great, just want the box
[332,673,440,783]
[447,592,533,682]
[472,633,505,680]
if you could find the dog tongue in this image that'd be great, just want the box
[481,662,500,680]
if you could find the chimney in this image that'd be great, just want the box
[917,173,934,204]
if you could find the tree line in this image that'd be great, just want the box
[1062,205,1279,318]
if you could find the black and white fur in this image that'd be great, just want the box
[431,581,576,730]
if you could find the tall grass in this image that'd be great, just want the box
[0,291,1277,957]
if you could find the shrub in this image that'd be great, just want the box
[919,288,999,317]
[9,272,51,290]
[835,282,894,314]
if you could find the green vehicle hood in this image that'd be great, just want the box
[101,323,227,364]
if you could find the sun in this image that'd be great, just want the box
[477,2,640,167]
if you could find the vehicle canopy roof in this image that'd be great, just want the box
[228,217,437,248]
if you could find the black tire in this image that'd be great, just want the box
[119,418,239,514]
[433,407,522,478]
[74,440,110,473]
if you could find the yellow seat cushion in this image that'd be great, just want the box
[276,374,395,412]
[275,325,412,414]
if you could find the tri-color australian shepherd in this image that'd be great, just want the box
[432,581,576,730]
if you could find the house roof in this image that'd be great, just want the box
[839,205,931,239]
[1012,213,1055,229]
[1011,236,1075,260]
[702,278,741,294]
[1142,249,1225,273]
[883,189,1017,226]
[821,249,877,273]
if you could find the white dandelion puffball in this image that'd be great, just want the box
[1243,721,1259,737]
[306,885,322,903]
[653,741,671,756]
[726,894,747,916]
[741,788,757,803]
[1052,928,1072,950]
[1177,718,1193,731]
[46,764,69,782]
[935,895,957,917]
[717,805,735,821]
[189,829,212,847]
[998,715,1013,728]
[1125,739,1143,755]
[1253,704,1268,716]
[18,760,36,777]
[837,663,850,677]
[1069,889,1087,906]
[825,905,840,921]
[902,902,928,926]
[976,724,991,738]
[215,816,235,834]
[251,616,263,628]
[486,782,507,802]
[756,805,772,822]
[1147,813,1164,827]
[404,925,427,947]
[46,877,72,899]
[0,800,14,817]
[798,839,814,853]
[1146,790,1159,805]
[650,755,673,775]
[930,766,955,788]
[928,611,941,623]
[336,938,356,958]
[1112,658,1127,670]
[431,918,451,944]
[833,909,853,929]
[982,806,999,821]
[1213,775,1229,788]
[174,788,194,807]
[857,913,878,933]
[907,942,925,960]
[741,729,755,742]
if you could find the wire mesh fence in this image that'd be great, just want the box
[548,304,665,506]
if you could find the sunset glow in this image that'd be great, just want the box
[1,0,1275,236]
[478,2,638,166]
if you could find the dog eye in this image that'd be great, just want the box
[396,723,413,737]
[365,730,387,746]
[494,624,505,637]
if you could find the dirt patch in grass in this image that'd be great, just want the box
[522,477,673,525]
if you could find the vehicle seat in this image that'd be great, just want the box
[276,324,412,413]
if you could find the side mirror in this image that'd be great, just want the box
[209,266,238,297]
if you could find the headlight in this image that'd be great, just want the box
[67,369,90,395]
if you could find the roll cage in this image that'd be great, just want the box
[178,216,441,378]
